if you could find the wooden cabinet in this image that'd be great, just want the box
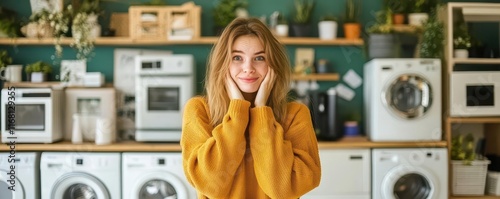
[441,2,500,199]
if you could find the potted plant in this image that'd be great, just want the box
[71,0,102,60]
[275,13,289,37]
[451,133,490,196]
[291,0,314,37]
[343,0,360,39]
[366,8,400,59]
[318,14,338,40]
[385,0,407,25]
[213,0,247,36]
[407,0,437,26]
[419,9,444,59]
[0,50,12,70]
[25,61,52,82]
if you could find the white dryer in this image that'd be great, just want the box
[364,58,442,141]
[372,148,448,199]
[40,152,121,199]
[0,152,39,199]
[122,152,197,199]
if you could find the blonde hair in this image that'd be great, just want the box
[204,17,291,127]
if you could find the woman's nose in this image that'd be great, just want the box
[242,60,255,73]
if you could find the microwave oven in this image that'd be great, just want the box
[450,71,500,116]
[1,88,63,143]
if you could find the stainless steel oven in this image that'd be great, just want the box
[135,54,195,142]
[1,88,63,143]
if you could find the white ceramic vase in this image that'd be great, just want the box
[275,24,289,37]
[454,49,469,58]
[318,21,338,40]
[408,13,429,27]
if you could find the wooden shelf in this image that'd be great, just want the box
[0,37,364,46]
[291,73,339,81]
[3,82,113,88]
[452,58,500,65]
[448,117,500,123]
[0,137,447,152]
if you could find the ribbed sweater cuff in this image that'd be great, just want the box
[250,106,275,125]
[228,99,251,116]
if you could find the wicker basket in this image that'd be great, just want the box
[452,159,490,196]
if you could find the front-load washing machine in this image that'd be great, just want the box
[364,58,441,141]
[122,152,197,199]
[372,148,448,199]
[0,152,40,199]
[40,152,121,199]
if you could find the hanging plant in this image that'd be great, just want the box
[71,12,95,60]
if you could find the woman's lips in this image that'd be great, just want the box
[239,77,258,83]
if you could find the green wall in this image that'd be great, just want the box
[1,0,499,135]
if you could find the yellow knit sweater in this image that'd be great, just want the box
[181,96,321,199]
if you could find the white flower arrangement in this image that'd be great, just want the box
[28,6,72,58]
[71,12,96,60]
[453,35,471,50]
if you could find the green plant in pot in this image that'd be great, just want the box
[25,61,52,82]
[291,0,314,37]
[385,0,407,25]
[451,133,476,165]
[419,9,444,59]
[0,50,12,70]
[213,0,247,35]
[0,7,20,38]
[366,8,400,59]
[343,0,360,39]
[318,14,338,40]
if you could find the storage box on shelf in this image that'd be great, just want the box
[128,2,201,41]
[441,2,500,198]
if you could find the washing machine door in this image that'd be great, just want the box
[383,74,432,119]
[0,170,25,199]
[382,165,439,199]
[131,171,190,199]
[51,172,110,199]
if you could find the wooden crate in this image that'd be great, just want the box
[110,13,129,37]
[128,2,201,40]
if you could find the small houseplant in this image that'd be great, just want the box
[419,9,444,59]
[451,133,490,196]
[366,8,400,59]
[275,14,289,37]
[25,61,52,82]
[0,50,12,70]
[0,7,20,38]
[213,0,247,35]
[318,14,338,40]
[385,0,407,25]
[453,24,471,58]
[291,0,314,37]
[343,0,360,39]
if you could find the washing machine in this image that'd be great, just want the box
[372,148,448,199]
[40,152,121,199]
[302,149,371,199]
[122,152,197,199]
[364,58,442,141]
[0,152,39,199]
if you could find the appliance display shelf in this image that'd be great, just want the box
[0,37,364,46]
[447,117,500,123]
[0,137,447,152]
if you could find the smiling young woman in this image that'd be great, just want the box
[181,17,321,199]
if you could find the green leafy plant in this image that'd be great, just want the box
[28,7,72,57]
[0,7,19,38]
[213,0,247,27]
[367,8,393,34]
[344,0,360,23]
[76,0,102,15]
[420,9,444,58]
[25,61,52,74]
[320,14,337,21]
[385,0,407,14]
[451,133,476,165]
[0,50,12,69]
[293,0,314,24]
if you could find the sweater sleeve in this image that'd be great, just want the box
[248,102,321,199]
[181,97,250,198]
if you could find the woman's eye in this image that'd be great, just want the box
[232,56,242,61]
[255,56,265,61]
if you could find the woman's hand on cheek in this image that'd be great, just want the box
[226,74,244,100]
[254,67,276,107]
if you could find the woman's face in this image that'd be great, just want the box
[229,35,269,93]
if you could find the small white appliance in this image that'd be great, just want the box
[1,88,63,143]
[63,88,116,142]
[122,152,197,199]
[135,54,195,142]
[0,152,40,199]
[364,58,442,141]
[487,171,500,196]
[450,71,500,116]
[40,152,121,199]
[372,148,448,199]
[302,149,371,199]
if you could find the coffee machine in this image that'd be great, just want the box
[308,87,342,140]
